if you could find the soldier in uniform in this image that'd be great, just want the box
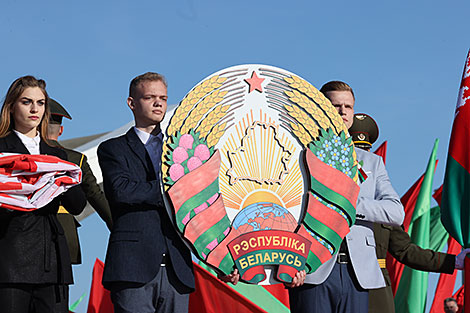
[349,113,470,313]
[47,98,113,266]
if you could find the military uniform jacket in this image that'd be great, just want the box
[304,148,405,289]
[52,140,113,264]
[368,224,455,313]
[0,132,86,284]
[374,223,455,286]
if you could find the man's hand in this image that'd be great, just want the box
[455,248,470,270]
[284,270,306,288]
[218,269,240,285]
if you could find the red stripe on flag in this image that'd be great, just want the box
[373,141,388,165]
[184,196,226,244]
[306,193,350,239]
[87,258,113,313]
[296,225,332,263]
[168,150,221,215]
[305,149,359,210]
[429,236,461,313]
[189,262,268,313]
[206,227,240,271]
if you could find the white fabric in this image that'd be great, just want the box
[0,153,82,211]
[13,130,40,154]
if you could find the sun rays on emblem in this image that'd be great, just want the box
[219,109,304,221]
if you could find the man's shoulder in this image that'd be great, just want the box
[63,147,83,158]
[355,147,382,163]
[98,132,129,151]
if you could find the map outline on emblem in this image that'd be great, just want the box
[162,64,360,284]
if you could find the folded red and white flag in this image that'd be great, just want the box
[0,153,82,212]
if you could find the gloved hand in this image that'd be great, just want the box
[455,248,470,270]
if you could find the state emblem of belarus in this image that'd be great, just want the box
[162,65,360,284]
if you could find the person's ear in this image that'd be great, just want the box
[127,97,135,111]
[58,126,64,137]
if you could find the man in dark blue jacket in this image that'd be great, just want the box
[98,72,194,313]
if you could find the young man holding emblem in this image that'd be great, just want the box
[97,73,194,313]
[288,81,405,313]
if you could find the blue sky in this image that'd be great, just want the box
[1,1,469,312]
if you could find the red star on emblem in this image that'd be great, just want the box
[245,71,265,93]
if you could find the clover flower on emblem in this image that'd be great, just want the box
[339,155,349,166]
[341,143,350,155]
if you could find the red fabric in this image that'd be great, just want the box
[189,262,267,313]
[454,285,465,313]
[305,149,360,208]
[386,160,438,295]
[448,50,470,173]
[87,258,114,313]
[0,153,81,211]
[429,236,461,313]
[433,184,443,206]
[262,284,290,308]
[373,141,388,165]
[387,173,425,295]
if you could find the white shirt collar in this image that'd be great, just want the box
[133,127,163,145]
[13,130,41,154]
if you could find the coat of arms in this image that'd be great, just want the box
[162,65,359,284]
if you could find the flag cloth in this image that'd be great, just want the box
[87,259,114,313]
[454,285,465,313]
[429,184,462,313]
[429,236,461,313]
[191,261,289,313]
[387,169,428,294]
[373,141,387,164]
[0,153,81,211]
[394,139,439,313]
[441,49,470,248]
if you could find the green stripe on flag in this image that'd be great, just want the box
[176,178,219,232]
[303,213,343,250]
[305,251,322,273]
[309,175,356,226]
[197,261,290,313]
[193,215,231,256]
[218,253,235,275]
[441,156,470,246]
[69,292,86,312]
[394,139,438,313]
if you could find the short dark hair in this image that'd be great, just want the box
[444,297,458,305]
[320,80,355,100]
[129,72,167,98]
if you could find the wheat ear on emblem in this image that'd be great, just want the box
[162,74,240,275]
[267,74,360,273]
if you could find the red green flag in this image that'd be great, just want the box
[87,259,113,313]
[429,236,461,313]
[430,184,462,313]
[441,49,470,248]
[387,166,434,294]
[373,141,387,164]
[441,50,470,313]
[394,140,439,313]
[190,261,290,313]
